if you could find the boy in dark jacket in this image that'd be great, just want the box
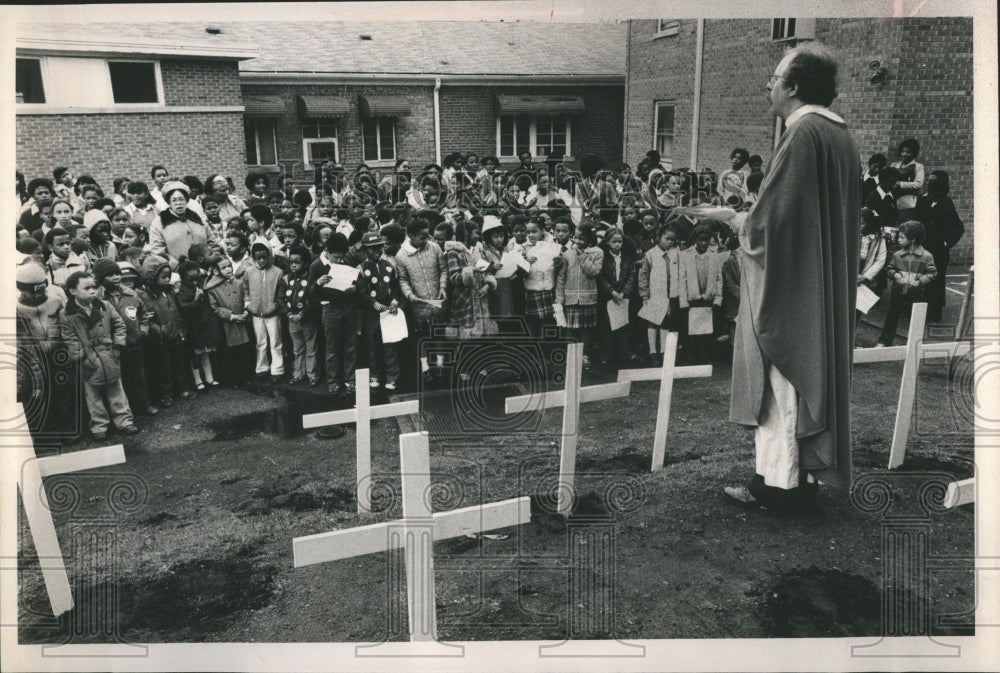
[596,227,636,366]
[94,258,157,416]
[139,255,195,406]
[243,241,287,383]
[308,233,359,396]
[357,232,404,390]
[284,246,319,385]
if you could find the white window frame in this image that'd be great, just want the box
[23,56,164,108]
[362,117,397,164]
[652,101,675,170]
[771,18,815,41]
[495,116,572,159]
[654,20,680,38]
[106,59,165,106]
[245,118,278,166]
[301,122,340,169]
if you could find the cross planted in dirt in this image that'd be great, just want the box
[292,431,530,644]
[2,404,127,616]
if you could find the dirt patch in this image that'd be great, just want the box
[20,546,277,643]
[759,566,881,637]
[236,475,357,515]
[853,450,974,479]
[140,512,179,526]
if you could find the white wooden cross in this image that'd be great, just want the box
[852,303,970,469]
[944,478,975,509]
[292,431,530,643]
[303,368,418,514]
[1,404,126,616]
[616,332,714,472]
[504,343,633,516]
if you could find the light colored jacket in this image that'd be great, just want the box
[678,247,723,307]
[555,245,603,306]
[638,246,680,301]
[395,239,447,319]
[149,208,209,269]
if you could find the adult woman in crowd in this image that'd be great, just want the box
[891,137,925,222]
[204,173,247,222]
[148,181,209,269]
[915,170,965,323]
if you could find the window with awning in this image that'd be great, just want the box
[243,94,285,118]
[495,95,585,116]
[297,95,350,118]
[358,95,411,117]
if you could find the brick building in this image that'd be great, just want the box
[623,17,974,264]
[15,27,257,196]
[16,21,625,195]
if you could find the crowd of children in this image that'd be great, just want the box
[13,139,963,442]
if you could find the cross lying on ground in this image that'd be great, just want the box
[303,368,419,514]
[1,404,126,616]
[292,431,530,644]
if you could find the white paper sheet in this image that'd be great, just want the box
[553,303,567,327]
[379,310,409,343]
[327,263,360,291]
[856,283,880,315]
[529,241,561,272]
[513,250,531,272]
[688,306,714,335]
[495,252,519,278]
[638,297,669,325]
[607,299,630,332]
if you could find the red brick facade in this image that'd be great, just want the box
[16,58,246,196]
[245,81,624,185]
[624,18,974,265]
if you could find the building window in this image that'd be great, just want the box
[653,103,675,170]
[245,119,278,165]
[655,20,680,37]
[108,61,159,104]
[302,122,339,168]
[15,58,45,103]
[771,18,815,41]
[497,115,570,158]
[15,56,164,107]
[362,118,396,162]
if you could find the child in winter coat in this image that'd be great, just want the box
[94,258,157,416]
[243,241,287,383]
[283,246,320,385]
[596,227,636,366]
[60,271,140,439]
[678,226,723,363]
[139,255,195,406]
[555,222,604,368]
[357,232,406,390]
[638,225,681,365]
[878,220,937,346]
[176,260,223,390]
[205,256,253,386]
[522,219,559,337]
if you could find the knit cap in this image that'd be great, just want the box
[83,209,110,231]
[117,261,138,278]
[92,258,121,284]
[16,261,47,286]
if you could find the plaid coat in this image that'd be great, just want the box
[444,241,497,336]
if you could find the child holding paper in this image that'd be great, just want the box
[522,220,559,337]
[638,225,680,365]
[597,227,635,366]
[555,222,604,369]
[678,227,723,364]
[877,220,937,347]
[309,232,359,396]
[358,232,404,391]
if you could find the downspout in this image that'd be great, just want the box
[433,76,442,166]
[622,20,631,163]
[689,19,705,170]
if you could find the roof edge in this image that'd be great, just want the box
[16,36,258,61]
[240,72,624,86]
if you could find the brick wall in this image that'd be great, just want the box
[241,83,436,188]
[439,84,625,170]
[15,112,246,197]
[624,17,974,265]
[160,59,243,107]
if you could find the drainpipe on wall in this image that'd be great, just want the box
[689,19,705,170]
[433,77,442,166]
[623,20,631,163]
